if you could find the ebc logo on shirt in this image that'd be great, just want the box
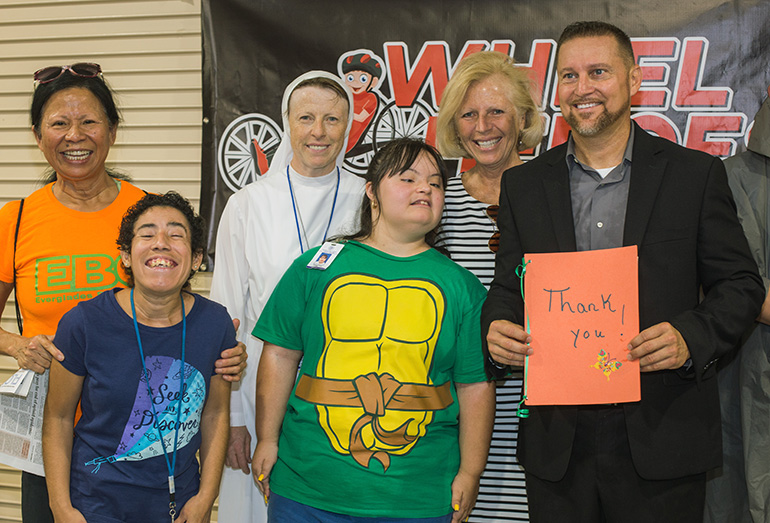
[35,254,126,296]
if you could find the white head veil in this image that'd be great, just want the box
[264,70,355,179]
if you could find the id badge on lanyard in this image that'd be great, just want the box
[306,242,345,270]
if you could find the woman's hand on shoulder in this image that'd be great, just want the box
[175,494,214,523]
[214,319,247,382]
[10,334,64,374]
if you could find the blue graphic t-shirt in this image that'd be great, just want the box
[54,288,236,523]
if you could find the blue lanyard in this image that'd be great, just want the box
[130,288,186,520]
[287,166,340,253]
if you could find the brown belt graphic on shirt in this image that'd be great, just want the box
[296,373,453,470]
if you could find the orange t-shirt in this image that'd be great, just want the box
[0,181,146,337]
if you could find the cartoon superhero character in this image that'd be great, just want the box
[339,51,384,153]
[295,274,452,471]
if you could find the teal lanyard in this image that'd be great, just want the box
[287,166,340,253]
[130,288,186,521]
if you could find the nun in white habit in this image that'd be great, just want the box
[210,70,365,523]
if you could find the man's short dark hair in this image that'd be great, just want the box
[556,21,636,69]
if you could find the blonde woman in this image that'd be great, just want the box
[435,51,545,522]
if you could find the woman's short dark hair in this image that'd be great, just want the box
[31,72,121,137]
[31,69,128,184]
[343,138,449,250]
[117,192,207,288]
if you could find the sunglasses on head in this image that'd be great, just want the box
[33,63,102,85]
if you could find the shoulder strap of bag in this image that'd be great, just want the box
[13,199,24,334]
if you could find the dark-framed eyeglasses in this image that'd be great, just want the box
[33,63,103,85]
[485,204,500,253]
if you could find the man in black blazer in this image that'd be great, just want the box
[482,21,764,522]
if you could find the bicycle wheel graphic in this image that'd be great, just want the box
[343,99,435,176]
[218,113,282,193]
[373,99,434,149]
[343,125,377,176]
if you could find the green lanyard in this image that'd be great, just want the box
[515,258,531,418]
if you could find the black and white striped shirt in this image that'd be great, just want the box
[436,175,530,522]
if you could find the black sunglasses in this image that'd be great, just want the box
[33,63,103,85]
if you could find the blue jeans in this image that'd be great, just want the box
[267,493,453,522]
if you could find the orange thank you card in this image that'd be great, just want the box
[522,246,640,405]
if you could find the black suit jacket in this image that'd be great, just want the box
[482,123,764,481]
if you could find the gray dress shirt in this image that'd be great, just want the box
[567,126,635,251]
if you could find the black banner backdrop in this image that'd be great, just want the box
[201,0,770,267]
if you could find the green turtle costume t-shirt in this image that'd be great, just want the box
[253,241,487,518]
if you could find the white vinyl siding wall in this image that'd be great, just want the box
[0,1,213,520]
